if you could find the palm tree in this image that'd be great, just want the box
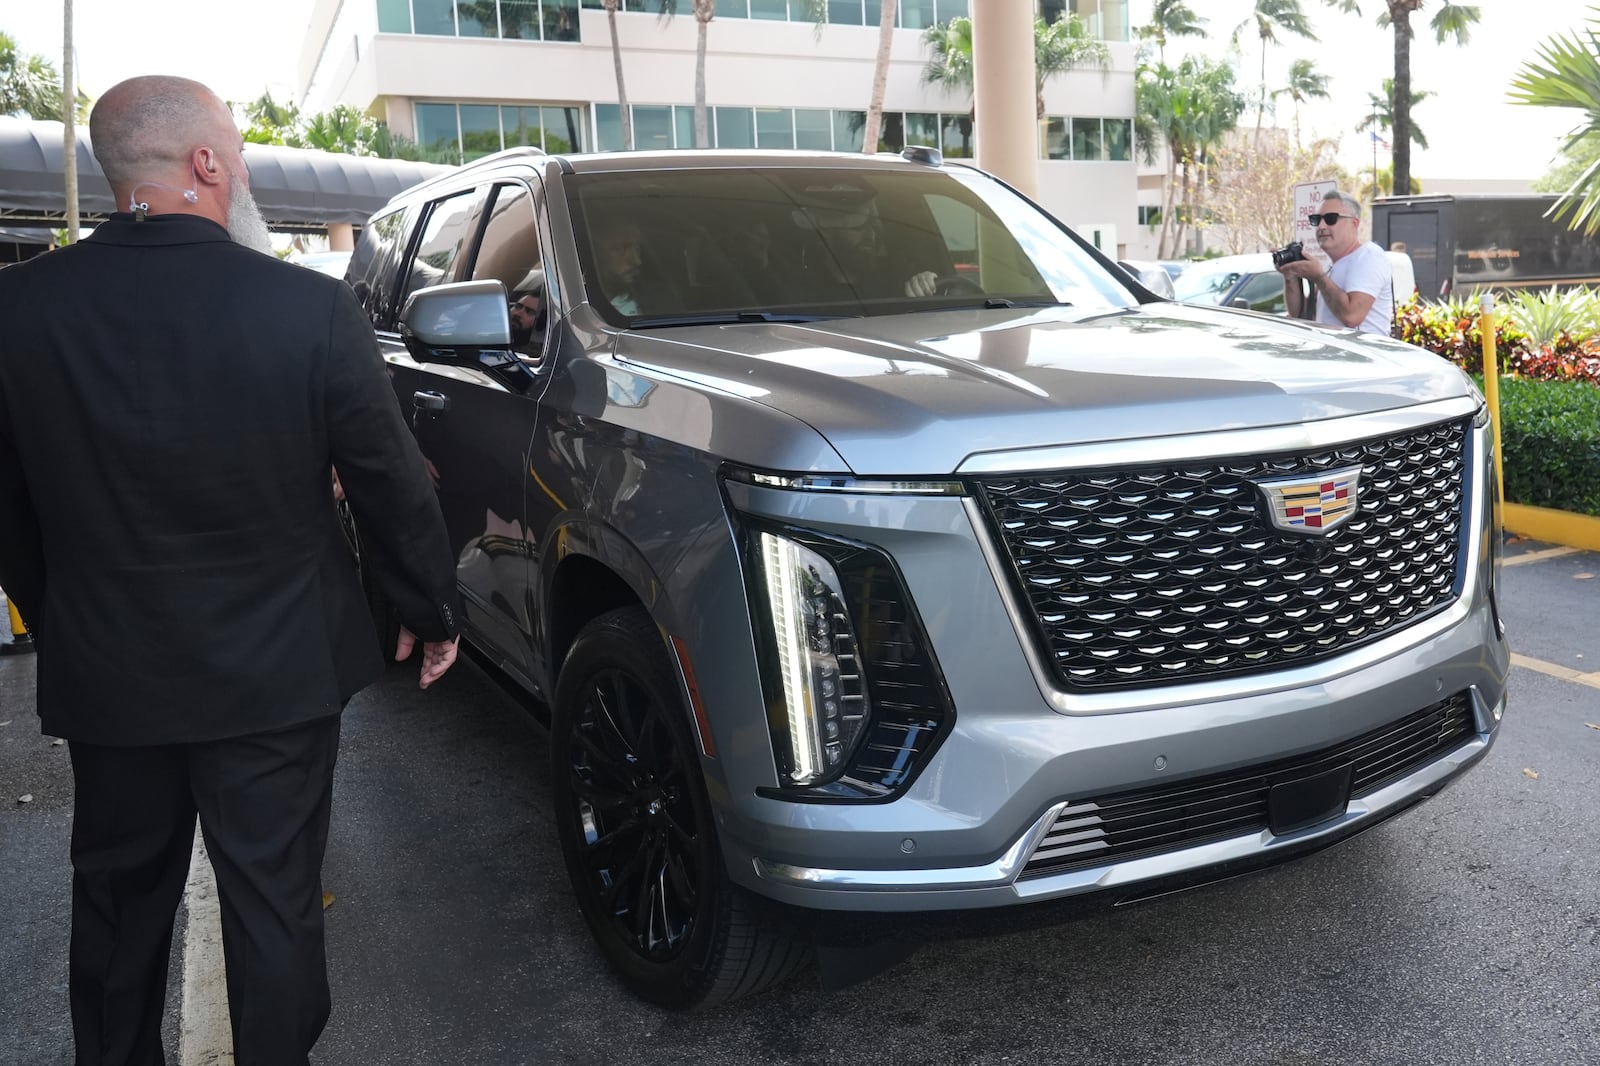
[1357,163,1421,201]
[1510,9,1600,235]
[1324,1,1478,197]
[0,31,70,121]
[922,12,1109,121]
[1358,77,1431,149]
[1234,0,1317,137]
[658,0,716,148]
[864,0,899,153]
[1137,0,1207,66]
[1274,57,1329,148]
[603,0,635,150]
[796,0,896,153]
[1137,55,1246,256]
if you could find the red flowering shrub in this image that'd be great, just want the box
[1393,295,1600,385]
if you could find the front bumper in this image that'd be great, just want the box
[747,689,1499,911]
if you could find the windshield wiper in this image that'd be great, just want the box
[959,297,1071,310]
[627,311,843,328]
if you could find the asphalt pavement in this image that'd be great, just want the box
[3,541,1598,1066]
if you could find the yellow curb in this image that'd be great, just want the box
[1510,652,1600,690]
[1504,503,1600,553]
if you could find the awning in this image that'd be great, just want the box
[0,119,454,234]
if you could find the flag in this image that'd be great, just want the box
[1370,130,1391,151]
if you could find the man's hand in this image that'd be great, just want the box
[395,626,460,689]
[904,270,939,297]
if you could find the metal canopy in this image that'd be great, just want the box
[0,119,453,234]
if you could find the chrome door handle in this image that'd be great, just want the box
[413,390,448,411]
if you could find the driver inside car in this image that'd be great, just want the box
[799,198,946,300]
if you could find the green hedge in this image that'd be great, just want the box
[1491,375,1600,517]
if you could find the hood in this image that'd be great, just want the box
[614,302,1475,476]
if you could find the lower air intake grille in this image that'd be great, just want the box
[1021,693,1477,879]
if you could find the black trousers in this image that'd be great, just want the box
[67,714,341,1066]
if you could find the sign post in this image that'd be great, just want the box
[1291,180,1337,271]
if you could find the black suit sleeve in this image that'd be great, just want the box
[0,373,44,627]
[322,286,461,643]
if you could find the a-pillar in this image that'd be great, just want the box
[326,223,354,251]
[971,0,1039,201]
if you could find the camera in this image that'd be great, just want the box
[1271,241,1306,268]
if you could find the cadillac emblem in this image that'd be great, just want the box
[1258,466,1363,534]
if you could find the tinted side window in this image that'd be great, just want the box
[470,183,549,361]
[396,189,485,313]
[348,207,414,327]
[1235,272,1286,314]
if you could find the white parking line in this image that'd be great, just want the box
[1503,545,1581,567]
[1511,652,1600,689]
[179,829,234,1065]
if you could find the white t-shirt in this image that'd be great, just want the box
[1315,240,1394,335]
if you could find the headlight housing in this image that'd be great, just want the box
[741,521,954,802]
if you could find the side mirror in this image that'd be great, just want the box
[399,281,532,388]
[1230,297,1251,309]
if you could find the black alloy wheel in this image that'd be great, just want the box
[551,607,808,1009]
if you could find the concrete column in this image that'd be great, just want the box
[971,0,1039,200]
[326,223,355,251]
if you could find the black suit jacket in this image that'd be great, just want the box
[0,214,460,745]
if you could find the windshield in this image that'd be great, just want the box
[1173,265,1250,304]
[567,164,1135,326]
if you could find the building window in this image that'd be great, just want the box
[833,110,866,152]
[394,0,581,40]
[589,103,978,154]
[1104,117,1131,162]
[633,106,675,151]
[416,101,587,162]
[1071,117,1103,161]
[412,0,456,36]
[378,0,412,32]
[756,108,795,149]
[460,104,502,159]
[415,102,462,162]
[715,107,756,149]
[1138,205,1160,227]
[579,0,967,29]
[939,113,974,158]
[1067,0,1128,41]
[1042,116,1132,161]
[828,0,865,25]
[795,109,833,150]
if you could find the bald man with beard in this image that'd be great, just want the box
[0,76,463,1065]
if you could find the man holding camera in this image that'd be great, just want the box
[1278,190,1394,336]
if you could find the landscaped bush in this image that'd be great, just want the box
[1395,290,1600,516]
[1394,289,1600,385]
[1490,375,1600,517]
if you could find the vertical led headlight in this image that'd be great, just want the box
[757,531,869,786]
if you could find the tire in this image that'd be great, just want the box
[336,499,403,658]
[551,606,809,1009]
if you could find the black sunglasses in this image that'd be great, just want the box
[1308,212,1355,226]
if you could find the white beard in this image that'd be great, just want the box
[225,171,273,254]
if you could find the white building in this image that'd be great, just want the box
[294,0,1140,256]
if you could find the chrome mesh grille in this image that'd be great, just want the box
[1020,693,1477,879]
[976,419,1468,690]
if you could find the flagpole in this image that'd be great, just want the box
[1371,103,1378,197]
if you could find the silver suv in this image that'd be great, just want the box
[344,147,1509,1009]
